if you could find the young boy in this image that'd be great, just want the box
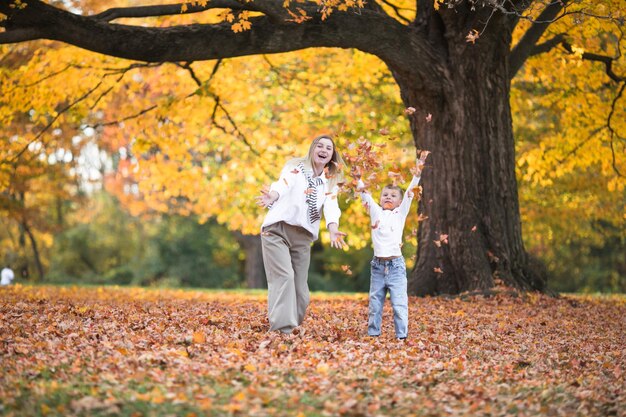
[357,156,426,339]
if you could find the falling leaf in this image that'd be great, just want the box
[466,29,479,44]
[341,265,353,275]
[471,225,477,232]
[371,220,380,229]
[304,188,314,195]
[425,113,432,122]
[404,107,416,115]
[291,169,300,174]
[283,178,289,186]
[434,267,443,273]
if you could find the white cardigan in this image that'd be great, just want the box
[262,163,341,240]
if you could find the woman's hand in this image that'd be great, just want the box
[327,223,347,249]
[256,190,279,208]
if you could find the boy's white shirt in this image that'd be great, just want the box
[262,163,341,240]
[359,176,421,257]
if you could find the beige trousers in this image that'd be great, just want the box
[261,221,314,333]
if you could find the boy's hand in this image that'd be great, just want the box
[413,150,430,176]
[418,150,430,164]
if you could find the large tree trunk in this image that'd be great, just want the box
[391,23,546,296]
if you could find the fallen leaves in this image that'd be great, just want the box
[0,285,624,417]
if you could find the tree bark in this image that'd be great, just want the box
[21,220,45,280]
[390,18,546,295]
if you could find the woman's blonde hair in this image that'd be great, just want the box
[288,134,345,188]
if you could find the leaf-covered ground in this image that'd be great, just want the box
[0,285,624,417]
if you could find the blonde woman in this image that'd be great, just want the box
[257,135,347,335]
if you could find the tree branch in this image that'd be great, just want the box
[509,0,568,79]
[1,78,107,166]
[0,28,39,43]
[177,61,261,156]
[607,82,625,177]
[0,0,427,78]
[528,33,565,56]
[377,0,412,25]
[560,41,625,83]
[92,1,243,22]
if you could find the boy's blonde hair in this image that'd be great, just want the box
[288,135,345,188]
[382,184,403,197]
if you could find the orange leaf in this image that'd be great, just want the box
[192,331,206,344]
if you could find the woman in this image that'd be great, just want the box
[256,135,347,334]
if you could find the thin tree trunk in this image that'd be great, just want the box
[234,232,266,289]
[22,221,45,280]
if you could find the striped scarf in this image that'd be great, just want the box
[299,162,323,224]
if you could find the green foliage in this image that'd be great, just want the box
[133,215,242,288]
[46,192,243,288]
[309,241,372,292]
[543,221,626,293]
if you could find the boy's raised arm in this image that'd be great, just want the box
[357,178,381,215]
[399,157,426,215]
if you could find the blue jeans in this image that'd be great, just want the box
[368,257,408,338]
